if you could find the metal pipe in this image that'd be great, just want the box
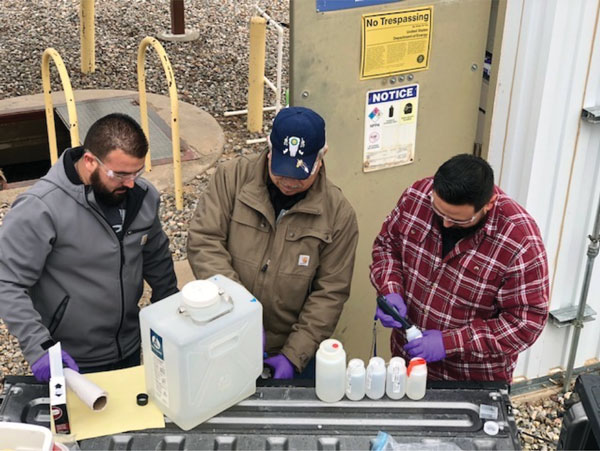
[80,0,95,74]
[247,17,267,132]
[170,0,185,35]
[563,190,600,392]
[137,36,184,211]
[255,4,284,112]
[41,48,80,165]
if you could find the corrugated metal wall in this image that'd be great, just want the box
[488,0,600,379]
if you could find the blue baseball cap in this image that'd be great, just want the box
[269,107,326,180]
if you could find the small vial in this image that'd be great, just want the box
[365,357,386,400]
[386,357,406,400]
[405,326,423,342]
[345,358,366,401]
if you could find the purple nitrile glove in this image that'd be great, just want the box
[403,329,446,363]
[375,293,407,328]
[31,349,79,382]
[264,353,295,379]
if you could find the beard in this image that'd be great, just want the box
[90,169,128,207]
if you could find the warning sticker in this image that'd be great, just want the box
[363,84,418,172]
[360,6,433,80]
[150,329,169,407]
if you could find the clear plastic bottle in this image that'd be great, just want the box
[406,357,427,400]
[365,357,386,400]
[315,339,346,402]
[386,357,406,400]
[345,358,366,401]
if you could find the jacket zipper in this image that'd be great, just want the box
[85,195,125,360]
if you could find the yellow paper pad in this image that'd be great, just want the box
[66,365,165,440]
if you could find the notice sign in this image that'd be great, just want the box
[364,84,418,172]
[360,7,433,80]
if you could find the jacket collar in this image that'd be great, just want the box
[237,151,327,228]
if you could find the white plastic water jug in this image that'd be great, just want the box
[345,358,366,401]
[139,275,262,430]
[366,357,386,400]
[386,356,407,400]
[315,339,346,402]
[406,357,427,400]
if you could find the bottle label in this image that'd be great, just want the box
[392,367,402,392]
[150,329,169,407]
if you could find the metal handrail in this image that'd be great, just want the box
[41,48,80,165]
[136,36,183,211]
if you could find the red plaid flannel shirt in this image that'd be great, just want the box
[370,178,549,382]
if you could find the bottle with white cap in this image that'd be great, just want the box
[139,275,263,430]
[406,357,427,400]
[345,359,366,401]
[316,339,347,402]
[386,357,407,400]
[366,357,386,400]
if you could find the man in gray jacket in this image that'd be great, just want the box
[0,113,178,381]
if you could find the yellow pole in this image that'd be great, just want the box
[80,0,96,74]
[137,36,183,210]
[247,17,267,133]
[41,48,80,165]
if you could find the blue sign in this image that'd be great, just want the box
[317,0,403,12]
[368,85,418,105]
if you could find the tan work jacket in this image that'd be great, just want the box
[187,151,358,371]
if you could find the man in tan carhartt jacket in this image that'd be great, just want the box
[187,107,358,379]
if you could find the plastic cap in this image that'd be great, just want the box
[483,421,499,436]
[407,357,426,377]
[368,357,386,369]
[347,358,365,375]
[182,280,220,309]
[319,339,344,359]
[388,357,406,368]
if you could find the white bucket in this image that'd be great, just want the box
[139,275,263,430]
[0,422,53,451]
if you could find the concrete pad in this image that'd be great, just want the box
[0,89,225,202]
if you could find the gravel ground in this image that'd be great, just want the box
[0,1,569,449]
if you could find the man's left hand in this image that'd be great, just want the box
[403,329,446,363]
[264,354,295,379]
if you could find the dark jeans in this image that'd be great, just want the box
[78,349,141,374]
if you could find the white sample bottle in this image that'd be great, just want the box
[316,339,346,402]
[345,359,366,401]
[386,357,407,400]
[406,357,427,400]
[365,357,386,400]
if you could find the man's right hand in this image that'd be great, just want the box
[31,350,79,382]
[375,293,407,328]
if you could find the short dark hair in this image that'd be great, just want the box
[433,154,494,211]
[83,113,148,160]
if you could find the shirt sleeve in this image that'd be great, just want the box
[143,212,179,302]
[370,194,408,297]
[442,238,550,360]
[0,195,56,364]
[281,205,359,371]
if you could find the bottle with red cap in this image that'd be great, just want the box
[315,339,346,402]
[406,357,427,400]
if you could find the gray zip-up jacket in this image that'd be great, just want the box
[0,147,178,367]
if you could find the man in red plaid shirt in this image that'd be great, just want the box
[370,154,549,382]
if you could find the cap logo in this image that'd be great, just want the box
[283,136,305,157]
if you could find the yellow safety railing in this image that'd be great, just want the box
[42,48,80,165]
[137,36,183,211]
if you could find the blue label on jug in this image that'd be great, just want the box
[150,329,164,360]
